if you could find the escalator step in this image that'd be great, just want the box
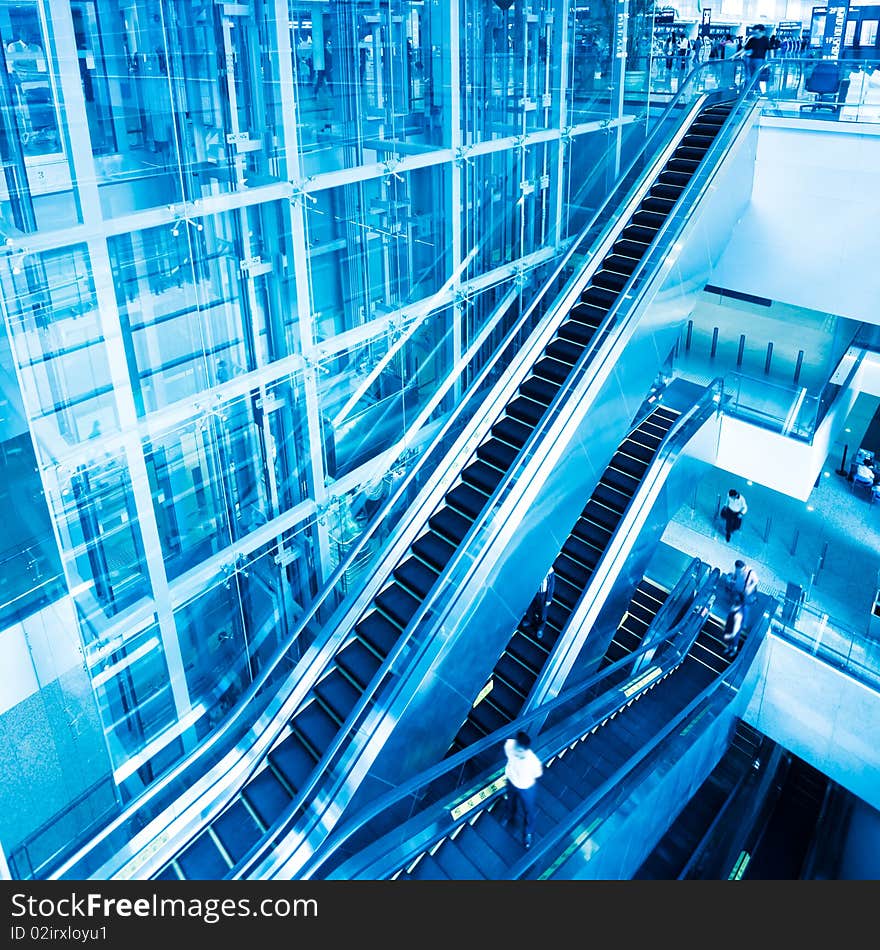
[592,481,629,513]
[583,498,620,531]
[476,437,519,473]
[176,830,229,880]
[649,182,684,202]
[603,253,638,276]
[558,316,600,346]
[629,428,662,451]
[657,170,690,188]
[356,608,403,656]
[629,600,659,626]
[621,224,657,244]
[493,415,533,449]
[640,196,676,215]
[546,337,584,366]
[408,853,450,880]
[487,672,528,716]
[631,209,668,230]
[314,666,363,722]
[688,122,722,138]
[581,284,619,309]
[447,482,489,520]
[667,158,699,175]
[519,374,559,406]
[609,451,648,478]
[212,799,264,864]
[570,301,608,327]
[673,146,707,164]
[593,269,628,292]
[468,698,508,737]
[242,767,293,828]
[574,516,612,550]
[268,732,318,793]
[535,781,576,825]
[547,596,583,642]
[604,640,633,665]
[429,505,471,545]
[453,718,489,749]
[153,865,181,881]
[561,534,600,572]
[473,810,522,865]
[507,634,548,672]
[495,649,539,696]
[333,639,380,692]
[554,551,590,589]
[291,699,341,758]
[506,395,546,428]
[533,356,573,385]
[619,437,653,463]
[411,529,456,572]
[394,555,441,599]
[600,467,639,496]
[682,133,714,149]
[374,583,421,630]
[456,823,509,878]
[432,836,487,880]
[612,237,650,259]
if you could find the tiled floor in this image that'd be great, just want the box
[655,393,880,642]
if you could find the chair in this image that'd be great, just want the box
[800,62,843,115]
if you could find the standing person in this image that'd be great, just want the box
[727,558,758,603]
[720,487,748,542]
[525,566,555,640]
[741,24,770,88]
[722,594,745,657]
[502,730,543,849]
[722,33,737,59]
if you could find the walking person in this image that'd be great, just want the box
[525,566,555,640]
[722,594,745,658]
[720,487,748,542]
[502,730,543,849]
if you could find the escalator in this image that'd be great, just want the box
[150,96,740,882]
[633,721,768,879]
[390,611,737,880]
[295,588,779,881]
[739,755,831,880]
[448,405,679,753]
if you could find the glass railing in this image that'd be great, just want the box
[761,57,880,126]
[698,343,864,443]
[295,564,727,880]
[767,592,880,693]
[48,60,752,882]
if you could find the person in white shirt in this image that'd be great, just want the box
[721,488,748,542]
[502,731,543,849]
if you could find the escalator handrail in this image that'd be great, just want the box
[523,380,726,707]
[510,604,778,880]
[319,596,775,881]
[295,562,727,881]
[51,65,749,884]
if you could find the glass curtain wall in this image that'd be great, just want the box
[0,0,660,876]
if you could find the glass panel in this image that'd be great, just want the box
[0,0,80,231]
